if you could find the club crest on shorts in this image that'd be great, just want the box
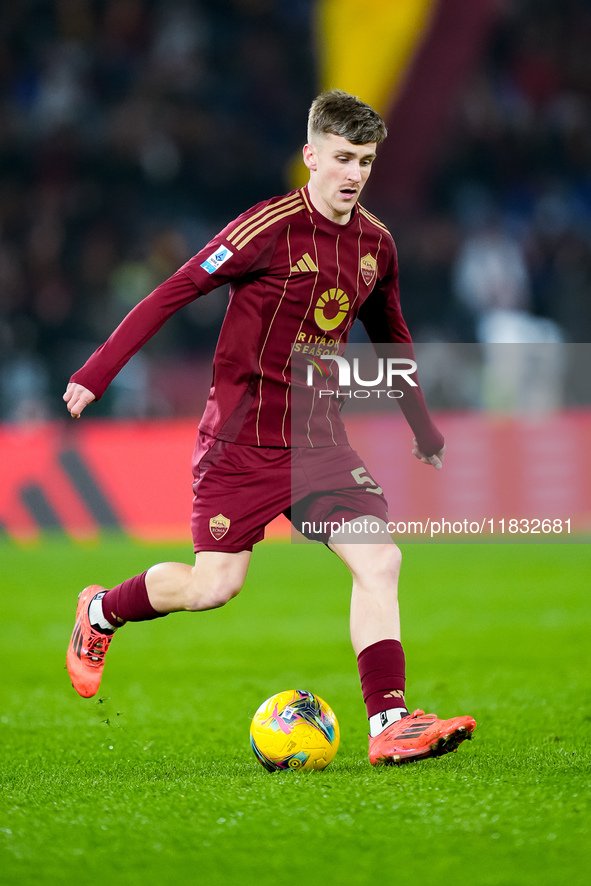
[209,513,230,540]
[360,253,377,287]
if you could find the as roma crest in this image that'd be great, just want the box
[360,253,377,287]
[209,513,230,540]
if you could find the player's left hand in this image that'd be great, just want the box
[412,438,445,470]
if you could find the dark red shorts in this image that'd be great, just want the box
[190,432,389,552]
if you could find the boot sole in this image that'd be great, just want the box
[373,724,475,766]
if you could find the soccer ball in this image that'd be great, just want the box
[250,689,339,772]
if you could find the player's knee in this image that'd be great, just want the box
[364,542,402,585]
[184,573,244,611]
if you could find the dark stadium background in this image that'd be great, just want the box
[0,0,590,541]
[1,0,591,422]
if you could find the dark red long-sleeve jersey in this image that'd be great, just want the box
[71,186,443,453]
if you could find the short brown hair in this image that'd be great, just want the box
[307,89,387,145]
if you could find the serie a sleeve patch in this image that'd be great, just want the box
[200,245,233,274]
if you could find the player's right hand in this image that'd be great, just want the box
[63,383,96,418]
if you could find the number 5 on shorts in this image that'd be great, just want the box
[351,467,383,495]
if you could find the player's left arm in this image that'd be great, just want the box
[358,243,445,466]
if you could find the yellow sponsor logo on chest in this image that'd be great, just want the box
[314,288,350,332]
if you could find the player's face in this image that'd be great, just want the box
[303,133,377,225]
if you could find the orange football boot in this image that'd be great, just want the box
[66,586,114,698]
[369,709,476,765]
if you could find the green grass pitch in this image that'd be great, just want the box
[0,537,589,885]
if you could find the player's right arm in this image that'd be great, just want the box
[65,200,278,413]
[63,383,96,418]
[66,268,205,406]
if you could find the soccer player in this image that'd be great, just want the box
[64,90,476,765]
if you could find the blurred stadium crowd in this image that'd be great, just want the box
[1,0,590,421]
[398,0,591,349]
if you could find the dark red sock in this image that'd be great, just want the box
[357,639,407,718]
[101,572,167,627]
